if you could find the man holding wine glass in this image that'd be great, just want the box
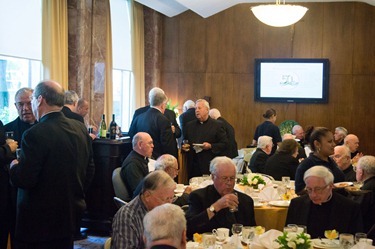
[185,156,256,239]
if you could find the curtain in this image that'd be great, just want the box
[105,0,114,122]
[130,0,145,114]
[42,0,68,90]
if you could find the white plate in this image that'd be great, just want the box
[254,203,263,207]
[311,239,340,248]
[268,200,290,207]
[334,182,353,188]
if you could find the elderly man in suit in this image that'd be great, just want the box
[333,145,356,181]
[179,99,196,141]
[286,166,363,239]
[248,135,273,173]
[61,90,84,123]
[128,87,178,159]
[9,80,95,249]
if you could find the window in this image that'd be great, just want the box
[110,0,133,131]
[0,0,42,123]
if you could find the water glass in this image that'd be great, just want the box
[16,148,21,160]
[355,233,367,244]
[284,224,298,233]
[241,226,254,246]
[202,232,216,248]
[229,192,238,212]
[282,176,290,188]
[231,224,243,249]
[339,233,354,249]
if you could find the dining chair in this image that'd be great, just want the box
[112,167,131,202]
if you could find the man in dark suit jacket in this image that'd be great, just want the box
[128,87,177,159]
[248,136,273,173]
[286,166,363,239]
[186,156,256,238]
[179,100,196,141]
[9,81,95,249]
[209,108,238,159]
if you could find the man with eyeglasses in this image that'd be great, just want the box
[112,170,176,249]
[286,166,363,239]
[185,156,256,239]
[5,87,37,144]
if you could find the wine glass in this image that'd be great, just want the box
[325,229,339,245]
[232,224,243,248]
[355,233,367,244]
[241,226,254,247]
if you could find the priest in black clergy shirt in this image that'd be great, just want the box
[183,99,228,179]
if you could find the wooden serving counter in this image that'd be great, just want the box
[82,137,132,234]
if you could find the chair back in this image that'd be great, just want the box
[113,196,127,209]
[112,167,131,202]
[103,237,112,249]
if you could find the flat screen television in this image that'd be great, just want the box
[254,58,330,103]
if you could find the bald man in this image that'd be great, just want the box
[9,80,95,248]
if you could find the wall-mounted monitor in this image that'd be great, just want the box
[254,58,330,103]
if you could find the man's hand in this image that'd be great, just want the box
[202,142,212,150]
[212,193,239,212]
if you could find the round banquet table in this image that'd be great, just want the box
[254,204,288,232]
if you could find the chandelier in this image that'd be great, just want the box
[251,0,308,27]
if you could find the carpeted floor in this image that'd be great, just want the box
[74,235,109,249]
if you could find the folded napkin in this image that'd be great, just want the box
[258,186,279,202]
[250,229,282,249]
[193,145,203,153]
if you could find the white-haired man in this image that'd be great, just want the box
[248,135,273,173]
[179,100,196,141]
[334,126,348,146]
[286,166,363,239]
[333,145,356,181]
[183,99,228,179]
[61,90,84,123]
[143,203,187,249]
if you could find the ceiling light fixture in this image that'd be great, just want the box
[251,0,308,27]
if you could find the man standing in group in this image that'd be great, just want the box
[121,132,154,198]
[128,87,177,159]
[183,99,228,179]
[179,100,196,141]
[61,90,84,123]
[9,80,95,249]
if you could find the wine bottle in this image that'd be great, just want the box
[109,114,117,139]
[99,114,107,138]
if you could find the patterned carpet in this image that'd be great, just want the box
[74,235,109,249]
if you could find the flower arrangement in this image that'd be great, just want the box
[240,173,266,189]
[275,232,312,249]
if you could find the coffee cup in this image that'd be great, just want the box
[212,228,229,243]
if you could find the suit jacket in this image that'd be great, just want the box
[61,106,84,123]
[179,108,196,140]
[264,152,299,180]
[248,148,269,173]
[9,112,95,242]
[128,108,177,159]
[286,193,363,238]
[217,117,238,158]
[186,185,256,239]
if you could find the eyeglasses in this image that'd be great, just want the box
[15,102,32,109]
[305,184,329,194]
[215,175,236,183]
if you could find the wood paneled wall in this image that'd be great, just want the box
[154,2,375,154]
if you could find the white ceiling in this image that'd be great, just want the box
[135,0,375,18]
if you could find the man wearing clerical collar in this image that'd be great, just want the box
[286,166,363,239]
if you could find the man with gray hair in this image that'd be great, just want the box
[61,90,84,123]
[183,99,228,179]
[286,166,363,239]
[333,145,356,181]
[248,135,273,173]
[186,156,256,238]
[334,126,348,146]
[179,99,196,141]
[143,203,187,249]
[112,170,176,249]
[129,87,178,159]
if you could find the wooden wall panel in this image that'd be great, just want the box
[156,2,375,154]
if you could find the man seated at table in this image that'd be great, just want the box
[121,132,154,198]
[286,166,363,238]
[133,154,192,206]
[112,170,176,249]
[248,135,273,173]
[143,203,187,249]
[186,156,256,238]
[333,145,356,182]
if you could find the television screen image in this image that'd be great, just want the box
[254,58,329,103]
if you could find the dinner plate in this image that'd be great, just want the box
[311,239,340,248]
[268,200,290,207]
[253,202,263,207]
[334,182,353,188]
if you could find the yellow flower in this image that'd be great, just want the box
[324,229,339,240]
[254,226,265,235]
[193,233,202,243]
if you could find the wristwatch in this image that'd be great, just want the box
[209,205,216,214]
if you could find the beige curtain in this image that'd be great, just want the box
[42,0,68,90]
[105,0,114,122]
[130,0,145,112]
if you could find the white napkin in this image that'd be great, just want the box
[193,145,203,153]
[258,186,279,202]
[148,158,155,172]
[250,229,282,249]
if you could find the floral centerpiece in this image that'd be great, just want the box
[240,173,266,189]
[275,232,312,249]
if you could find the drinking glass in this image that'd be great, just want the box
[182,140,190,152]
[241,226,254,247]
[231,224,243,249]
[282,176,290,188]
[355,233,367,244]
[202,232,216,248]
[16,148,21,160]
[339,233,354,249]
[229,192,238,212]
